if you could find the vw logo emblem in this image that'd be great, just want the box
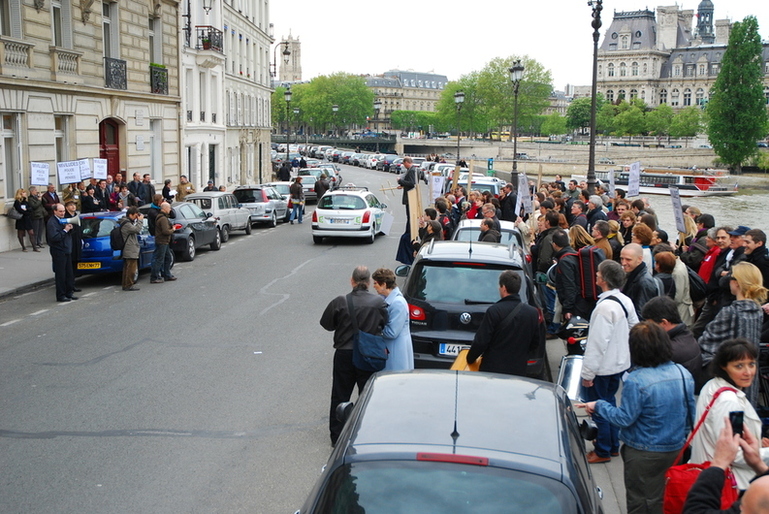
[459,312,472,325]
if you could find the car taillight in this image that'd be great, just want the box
[312,210,318,222]
[417,453,488,466]
[408,304,425,320]
[362,210,371,223]
[173,223,183,230]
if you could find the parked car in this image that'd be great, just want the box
[340,151,355,164]
[364,154,383,169]
[297,168,329,202]
[395,240,547,378]
[597,157,615,165]
[139,202,220,261]
[184,191,252,242]
[76,211,173,280]
[232,185,289,227]
[317,164,342,190]
[311,186,389,244]
[377,154,399,172]
[297,371,603,513]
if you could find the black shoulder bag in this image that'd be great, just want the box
[346,294,388,372]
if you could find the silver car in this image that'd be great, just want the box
[232,185,289,227]
[184,191,252,242]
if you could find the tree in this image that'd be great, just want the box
[541,113,568,136]
[566,97,593,133]
[613,104,646,139]
[271,86,289,127]
[645,103,674,136]
[670,107,702,139]
[435,73,488,136]
[707,16,769,171]
[596,103,617,135]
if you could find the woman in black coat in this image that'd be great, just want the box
[13,188,39,252]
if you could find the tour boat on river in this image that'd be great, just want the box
[595,167,738,197]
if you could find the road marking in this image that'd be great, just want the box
[83,292,97,297]
[30,309,48,316]
[1,319,20,326]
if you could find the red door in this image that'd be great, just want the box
[99,119,120,177]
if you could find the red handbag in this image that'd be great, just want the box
[662,386,740,514]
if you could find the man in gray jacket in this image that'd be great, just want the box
[120,206,144,291]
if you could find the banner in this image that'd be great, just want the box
[669,187,686,234]
[78,158,91,180]
[628,162,641,197]
[429,174,445,203]
[608,169,616,199]
[520,173,532,214]
[30,162,49,186]
[56,160,82,184]
[92,158,108,180]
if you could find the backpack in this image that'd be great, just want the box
[438,213,455,240]
[563,246,606,301]
[687,265,708,302]
[110,223,125,253]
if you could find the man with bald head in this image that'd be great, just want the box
[620,243,660,318]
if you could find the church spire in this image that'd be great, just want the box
[696,0,715,43]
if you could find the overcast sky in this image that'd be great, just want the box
[270,0,766,91]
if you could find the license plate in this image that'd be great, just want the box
[330,218,350,224]
[439,343,469,356]
[77,262,101,270]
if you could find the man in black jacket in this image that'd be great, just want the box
[552,230,589,321]
[466,271,540,376]
[320,266,388,446]
[46,203,77,302]
[397,157,416,230]
[620,243,660,318]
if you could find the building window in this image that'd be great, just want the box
[696,88,705,106]
[149,119,162,181]
[659,89,667,104]
[54,115,69,162]
[620,62,626,77]
[1,113,21,198]
[148,17,162,64]
[631,62,638,76]
[643,63,648,75]
[683,89,692,106]
[598,65,602,77]
[607,63,614,77]
[617,90,626,101]
[698,63,706,75]
[630,89,638,100]
[102,2,119,58]
[0,0,22,37]
[673,65,681,77]
[621,35,629,49]
[671,89,680,106]
[711,63,719,75]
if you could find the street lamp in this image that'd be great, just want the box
[373,99,382,153]
[510,60,524,175]
[293,107,300,158]
[587,0,603,195]
[454,91,464,164]
[284,87,292,164]
[332,104,339,138]
[270,40,290,78]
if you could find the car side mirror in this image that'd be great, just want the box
[381,203,387,209]
[394,265,410,277]
[579,419,598,441]
[336,401,354,423]
[206,212,213,218]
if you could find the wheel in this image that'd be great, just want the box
[365,226,375,244]
[183,236,196,261]
[269,211,277,228]
[283,207,291,223]
[245,219,252,234]
[220,225,230,243]
[210,229,221,251]
[313,235,323,244]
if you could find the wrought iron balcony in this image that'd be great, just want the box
[104,56,127,89]
[195,26,223,53]
[150,64,168,95]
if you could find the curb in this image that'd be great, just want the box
[0,278,55,302]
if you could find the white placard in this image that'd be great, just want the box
[429,174,445,203]
[380,212,394,236]
[136,136,144,151]
[520,173,533,214]
[92,158,108,180]
[608,169,616,199]
[669,187,686,234]
[30,162,50,186]
[78,158,92,180]
[57,160,82,184]
[135,110,144,126]
[628,162,641,197]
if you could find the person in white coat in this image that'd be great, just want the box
[372,268,414,371]
[690,339,769,490]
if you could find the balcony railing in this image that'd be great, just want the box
[0,36,34,73]
[150,64,168,95]
[104,56,127,89]
[195,26,223,53]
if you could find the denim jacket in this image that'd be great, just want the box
[595,361,696,452]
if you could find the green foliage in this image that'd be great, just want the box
[613,103,646,137]
[670,107,702,138]
[390,111,444,132]
[645,103,674,136]
[566,97,593,132]
[541,113,568,136]
[596,103,617,135]
[706,16,768,170]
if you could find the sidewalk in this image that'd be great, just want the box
[0,246,55,299]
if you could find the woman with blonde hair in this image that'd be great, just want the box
[607,220,624,262]
[699,262,768,406]
[568,224,595,250]
[12,188,39,252]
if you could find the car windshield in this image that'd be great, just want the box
[454,228,524,247]
[80,218,117,239]
[314,461,576,513]
[407,261,526,304]
[318,194,367,210]
[233,190,263,203]
[459,181,500,195]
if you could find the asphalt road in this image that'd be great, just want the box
[0,163,625,513]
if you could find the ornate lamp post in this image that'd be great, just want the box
[293,107,299,158]
[509,60,524,174]
[332,104,339,138]
[284,87,292,163]
[270,41,290,78]
[373,99,382,153]
[587,0,603,195]
[454,90,464,164]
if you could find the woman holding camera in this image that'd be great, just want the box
[690,339,769,490]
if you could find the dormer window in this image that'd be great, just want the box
[621,35,629,49]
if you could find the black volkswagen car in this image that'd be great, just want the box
[297,371,604,513]
[139,202,220,261]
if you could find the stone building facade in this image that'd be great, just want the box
[596,2,769,109]
[366,70,449,131]
[0,0,180,251]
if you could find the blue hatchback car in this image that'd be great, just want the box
[76,211,168,278]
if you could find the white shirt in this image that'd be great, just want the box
[581,289,639,381]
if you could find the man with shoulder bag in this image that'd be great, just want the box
[320,266,388,446]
